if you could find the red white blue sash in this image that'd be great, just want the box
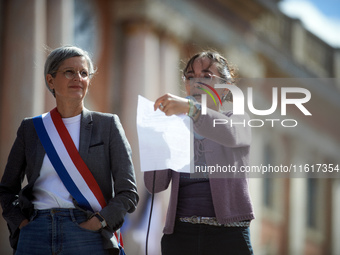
[33,108,106,212]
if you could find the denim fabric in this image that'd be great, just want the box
[161,220,254,255]
[15,209,110,255]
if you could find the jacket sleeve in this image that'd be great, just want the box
[144,169,172,194]
[194,107,251,148]
[99,115,139,231]
[0,120,28,247]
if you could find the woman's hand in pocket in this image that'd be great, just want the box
[19,219,29,229]
[79,216,102,231]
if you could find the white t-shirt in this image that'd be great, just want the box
[32,114,81,209]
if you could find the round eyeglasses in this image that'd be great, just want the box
[53,69,93,80]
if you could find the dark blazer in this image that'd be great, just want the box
[0,108,139,250]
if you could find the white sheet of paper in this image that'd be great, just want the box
[136,95,192,172]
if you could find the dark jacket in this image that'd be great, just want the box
[0,108,139,250]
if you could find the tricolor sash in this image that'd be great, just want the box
[33,108,106,212]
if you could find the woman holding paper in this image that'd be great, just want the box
[144,51,254,254]
[0,46,139,255]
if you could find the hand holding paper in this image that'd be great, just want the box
[136,95,192,173]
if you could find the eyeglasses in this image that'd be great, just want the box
[53,69,93,80]
[183,74,229,84]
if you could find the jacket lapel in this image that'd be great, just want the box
[79,108,93,160]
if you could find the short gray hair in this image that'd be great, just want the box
[44,45,96,96]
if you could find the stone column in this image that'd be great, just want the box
[120,21,161,143]
[289,178,307,254]
[248,127,266,254]
[111,1,189,253]
[118,21,161,255]
[46,0,74,47]
[159,35,182,95]
[0,0,47,180]
[117,18,184,254]
[332,179,340,255]
[0,1,47,253]
[334,49,340,90]
[291,19,305,65]
[44,0,75,111]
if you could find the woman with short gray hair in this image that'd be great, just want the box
[44,46,96,97]
[0,45,139,255]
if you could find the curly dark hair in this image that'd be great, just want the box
[182,51,237,102]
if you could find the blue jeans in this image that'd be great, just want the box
[161,220,254,255]
[15,208,110,255]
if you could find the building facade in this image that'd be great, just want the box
[0,0,339,254]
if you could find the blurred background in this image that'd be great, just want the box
[0,0,339,254]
